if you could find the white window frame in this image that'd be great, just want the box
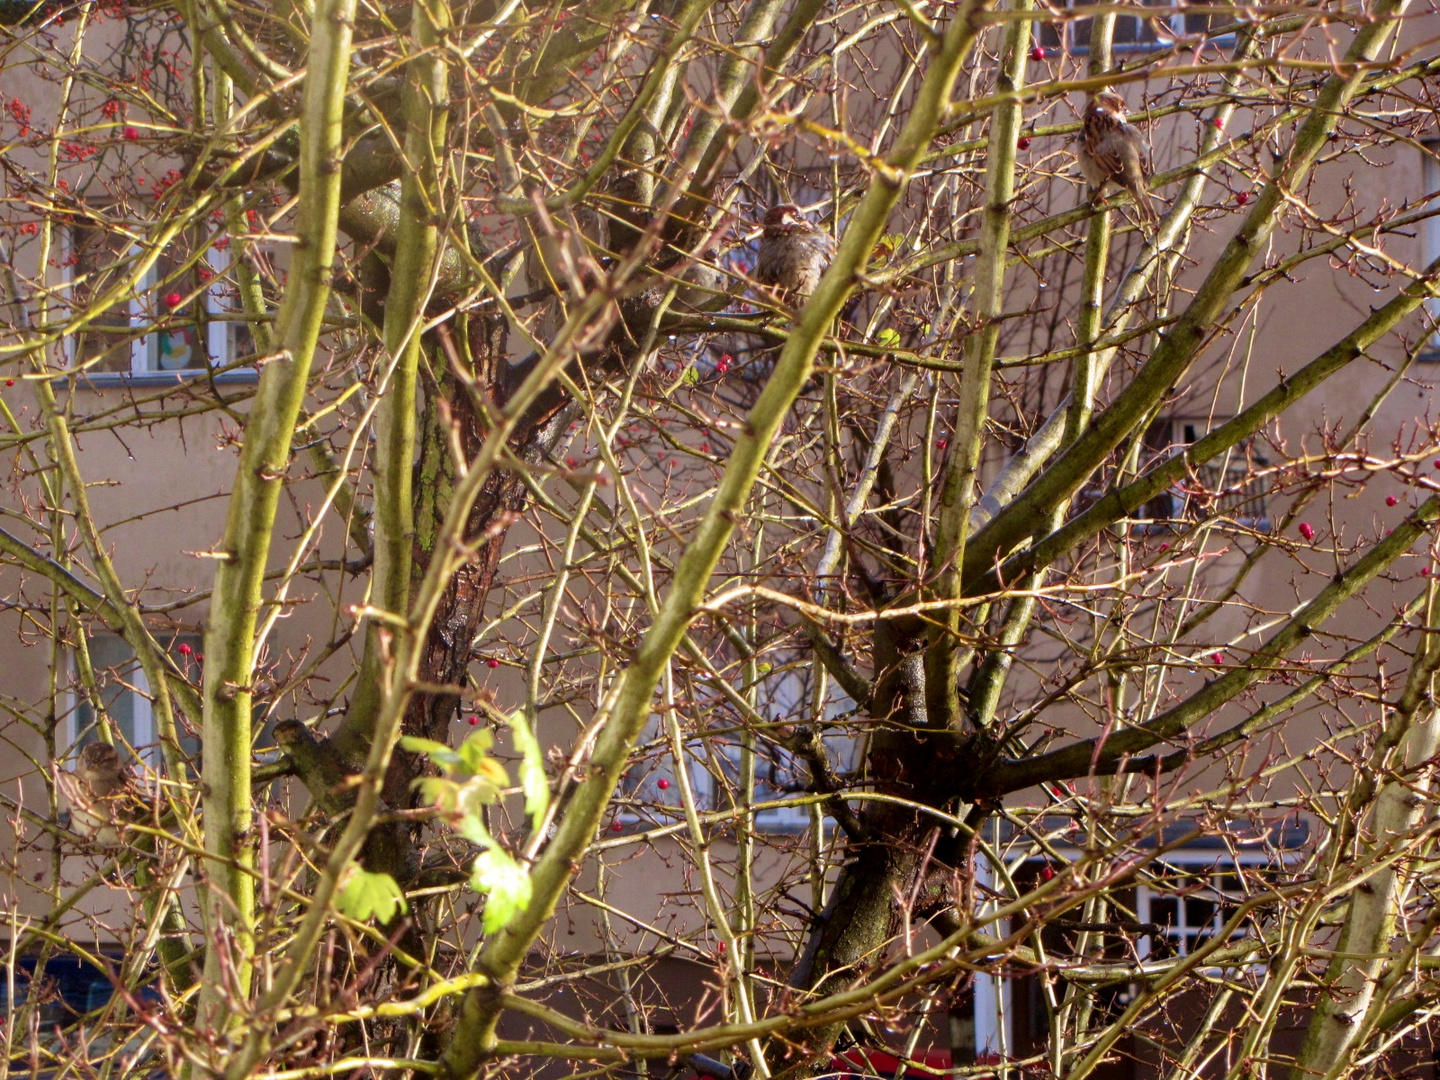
[619,673,858,833]
[996,836,1300,1037]
[67,633,201,766]
[1042,0,1236,54]
[62,222,251,380]
[621,726,851,834]
[972,852,1013,1059]
[1134,849,1279,961]
[710,730,846,833]
[1142,417,1272,532]
[710,670,857,832]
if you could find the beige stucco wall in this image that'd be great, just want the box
[0,10,1435,958]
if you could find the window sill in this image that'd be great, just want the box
[1055,37,1236,55]
[58,368,260,390]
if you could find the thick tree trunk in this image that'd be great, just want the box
[774,635,975,1077]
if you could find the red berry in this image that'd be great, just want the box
[178,643,192,655]
[1236,191,1250,206]
[657,778,670,790]
[122,126,139,141]
[4,379,12,387]
[936,438,948,451]
[1158,542,1169,552]
[565,457,577,467]
[1212,116,1225,130]
[1040,864,1055,881]
[717,941,726,953]
[1387,495,1399,506]
[1298,522,1315,541]
[468,715,480,725]
[611,820,623,832]
[485,657,501,668]
[1432,459,1440,470]
[163,292,183,309]
[1016,136,1032,150]
[1212,652,1224,665]
[1029,45,1046,61]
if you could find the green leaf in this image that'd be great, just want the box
[504,708,551,834]
[399,735,452,757]
[456,728,496,774]
[471,848,533,934]
[417,775,459,813]
[400,735,464,773]
[875,327,902,348]
[336,868,408,924]
[455,778,501,840]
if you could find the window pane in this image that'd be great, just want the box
[73,632,202,759]
[1185,895,1218,935]
[1037,0,1229,53]
[69,217,246,375]
[143,236,218,372]
[69,223,139,374]
[73,635,141,749]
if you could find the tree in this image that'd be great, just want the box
[2,0,1440,1078]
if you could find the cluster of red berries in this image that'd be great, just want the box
[8,98,32,138]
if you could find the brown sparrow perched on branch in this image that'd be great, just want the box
[55,743,145,845]
[1078,91,1158,223]
[756,205,837,301]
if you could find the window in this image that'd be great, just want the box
[618,667,859,832]
[713,667,857,831]
[0,954,159,1027]
[1423,142,1440,353]
[620,724,858,833]
[711,727,858,832]
[1037,0,1233,53]
[1002,817,1307,1059]
[1140,417,1272,531]
[70,632,202,764]
[65,215,253,379]
[1135,851,1278,959]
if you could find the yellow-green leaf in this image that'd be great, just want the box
[401,735,463,774]
[457,728,497,775]
[471,848,533,934]
[505,708,551,834]
[336,868,408,924]
[417,775,459,813]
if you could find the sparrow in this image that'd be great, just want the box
[54,743,145,846]
[1078,91,1158,223]
[755,204,837,301]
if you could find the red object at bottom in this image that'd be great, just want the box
[830,1048,952,1078]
